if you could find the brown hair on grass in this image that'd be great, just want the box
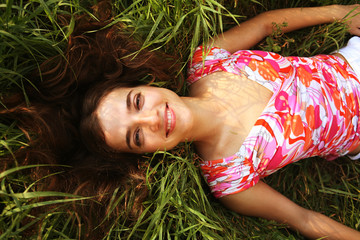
[0,0,181,238]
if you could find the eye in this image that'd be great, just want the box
[134,93,142,110]
[134,128,141,147]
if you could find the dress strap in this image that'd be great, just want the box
[348,151,360,160]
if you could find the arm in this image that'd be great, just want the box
[212,4,360,53]
[221,181,360,239]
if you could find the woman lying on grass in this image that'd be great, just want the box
[79,3,360,240]
[2,1,360,239]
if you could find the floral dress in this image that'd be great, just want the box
[188,46,360,198]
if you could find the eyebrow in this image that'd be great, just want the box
[126,128,132,150]
[125,90,133,150]
[126,90,133,110]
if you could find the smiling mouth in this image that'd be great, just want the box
[165,103,176,137]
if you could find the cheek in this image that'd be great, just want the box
[143,137,178,152]
[143,133,165,152]
[145,142,161,152]
[146,91,164,103]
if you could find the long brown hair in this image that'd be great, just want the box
[1,0,180,238]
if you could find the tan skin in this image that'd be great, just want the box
[97,4,360,239]
[193,5,360,240]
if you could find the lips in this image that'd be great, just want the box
[165,103,176,137]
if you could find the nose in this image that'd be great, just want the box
[135,109,160,131]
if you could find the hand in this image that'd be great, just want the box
[211,4,360,53]
[336,4,360,35]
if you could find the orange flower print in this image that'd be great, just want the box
[190,46,360,199]
[283,114,304,140]
[306,105,315,129]
[248,58,279,82]
[306,104,322,130]
[297,65,313,87]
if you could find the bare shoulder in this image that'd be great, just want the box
[191,72,273,160]
[189,71,248,97]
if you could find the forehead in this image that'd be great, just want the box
[96,87,130,150]
[97,87,130,123]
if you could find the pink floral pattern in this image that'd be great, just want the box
[188,46,360,198]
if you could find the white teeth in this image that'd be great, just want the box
[167,110,171,131]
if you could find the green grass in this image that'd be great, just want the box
[1,0,360,239]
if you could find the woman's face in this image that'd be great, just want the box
[96,86,192,153]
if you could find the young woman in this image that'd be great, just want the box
[80,4,360,239]
[0,1,180,237]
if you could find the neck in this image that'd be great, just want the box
[181,96,223,144]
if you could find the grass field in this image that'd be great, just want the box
[1,0,360,239]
